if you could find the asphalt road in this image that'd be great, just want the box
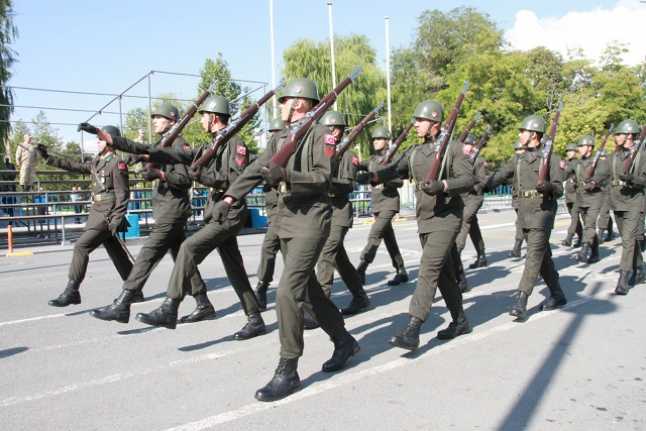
[1,211,645,431]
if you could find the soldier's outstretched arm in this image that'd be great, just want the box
[110,136,152,155]
[373,147,412,184]
[44,154,92,174]
[224,148,273,201]
[486,157,515,190]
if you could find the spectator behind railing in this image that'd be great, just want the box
[15,135,39,192]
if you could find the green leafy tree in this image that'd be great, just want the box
[0,0,17,160]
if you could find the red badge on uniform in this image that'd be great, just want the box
[235,144,247,167]
[352,155,360,167]
[118,161,128,171]
[324,134,337,158]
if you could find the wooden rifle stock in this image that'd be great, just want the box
[269,67,362,168]
[423,81,469,184]
[457,112,482,144]
[381,122,414,165]
[191,89,276,169]
[537,100,563,185]
[336,102,383,157]
[585,124,613,180]
[470,126,492,161]
[625,125,646,174]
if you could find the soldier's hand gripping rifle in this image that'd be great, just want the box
[423,81,469,184]
[624,125,646,175]
[190,88,276,171]
[470,125,493,161]
[536,99,564,186]
[584,124,613,180]
[263,67,362,171]
[336,102,383,157]
[381,121,414,165]
[457,112,482,144]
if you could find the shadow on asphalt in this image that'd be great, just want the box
[0,346,29,359]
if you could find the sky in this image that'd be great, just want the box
[8,0,645,151]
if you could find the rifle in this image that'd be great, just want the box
[537,99,563,185]
[584,124,613,180]
[470,126,492,161]
[336,102,383,157]
[268,67,362,168]
[159,86,214,149]
[625,125,646,174]
[423,81,469,184]
[381,121,414,165]
[114,234,135,264]
[191,88,276,169]
[457,112,482,144]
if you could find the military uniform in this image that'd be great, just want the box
[490,115,565,320]
[509,144,525,258]
[597,181,614,241]
[356,126,408,285]
[561,145,583,247]
[456,146,487,268]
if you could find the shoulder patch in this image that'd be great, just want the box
[324,134,337,158]
[352,155,360,167]
[236,145,247,155]
[118,161,128,171]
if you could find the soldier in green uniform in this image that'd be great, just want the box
[567,135,609,263]
[255,117,285,310]
[608,120,646,294]
[489,115,566,321]
[510,141,526,258]
[89,103,214,323]
[362,100,474,351]
[36,126,135,307]
[456,134,488,269]
[316,111,371,315]
[216,79,359,401]
[355,126,408,286]
[561,143,583,247]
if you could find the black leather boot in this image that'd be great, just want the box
[135,297,180,329]
[541,289,567,311]
[468,254,488,269]
[437,315,472,340]
[577,243,591,263]
[356,260,368,285]
[179,292,216,324]
[387,266,409,286]
[615,271,630,295]
[322,333,360,372]
[90,289,139,323]
[255,358,301,402]
[255,281,269,311]
[458,270,470,293]
[48,280,81,307]
[509,291,529,321]
[510,240,522,258]
[389,316,423,351]
[587,237,600,263]
[234,312,266,340]
[561,235,573,247]
[340,293,371,316]
[131,290,145,303]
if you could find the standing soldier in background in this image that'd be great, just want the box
[607,120,646,295]
[488,115,566,321]
[362,99,474,351]
[15,134,38,192]
[34,127,135,307]
[561,143,583,247]
[255,117,285,310]
[569,135,609,263]
[456,134,488,269]
[355,126,408,286]
[509,141,526,258]
[89,103,214,324]
[316,111,371,316]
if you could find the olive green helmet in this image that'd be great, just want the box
[102,125,121,138]
[278,78,320,103]
[370,125,390,140]
[151,102,179,122]
[320,110,347,127]
[413,100,443,122]
[565,143,578,152]
[462,134,476,146]
[577,134,594,147]
[613,119,641,135]
[199,95,230,116]
[268,117,284,132]
[519,115,546,134]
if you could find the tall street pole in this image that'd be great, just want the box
[269,0,278,115]
[385,16,392,135]
[327,0,338,110]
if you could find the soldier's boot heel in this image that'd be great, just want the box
[615,271,630,295]
[541,289,567,311]
[255,358,301,402]
[387,267,409,286]
[341,293,371,316]
[90,289,138,323]
[48,280,81,307]
[130,290,145,303]
[389,316,423,351]
[255,282,269,311]
[234,313,266,340]
[179,292,216,324]
[509,291,528,321]
[322,333,360,372]
[135,298,179,329]
[587,238,600,263]
[437,315,472,340]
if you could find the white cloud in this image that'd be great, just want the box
[504,0,646,65]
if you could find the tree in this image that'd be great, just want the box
[0,0,17,160]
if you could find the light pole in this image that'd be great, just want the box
[269,0,278,114]
[385,16,392,134]
[327,0,338,109]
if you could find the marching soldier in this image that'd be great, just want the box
[89,103,215,324]
[255,117,285,310]
[568,135,609,263]
[456,134,488,269]
[510,141,525,258]
[216,79,359,401]
[34,127,135,307]
[316,111,371,316]
[364,100,474,351]
[489,115,566,321]
[608,120,646,295]
[355,126,408,286]
[561,143,583,247]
